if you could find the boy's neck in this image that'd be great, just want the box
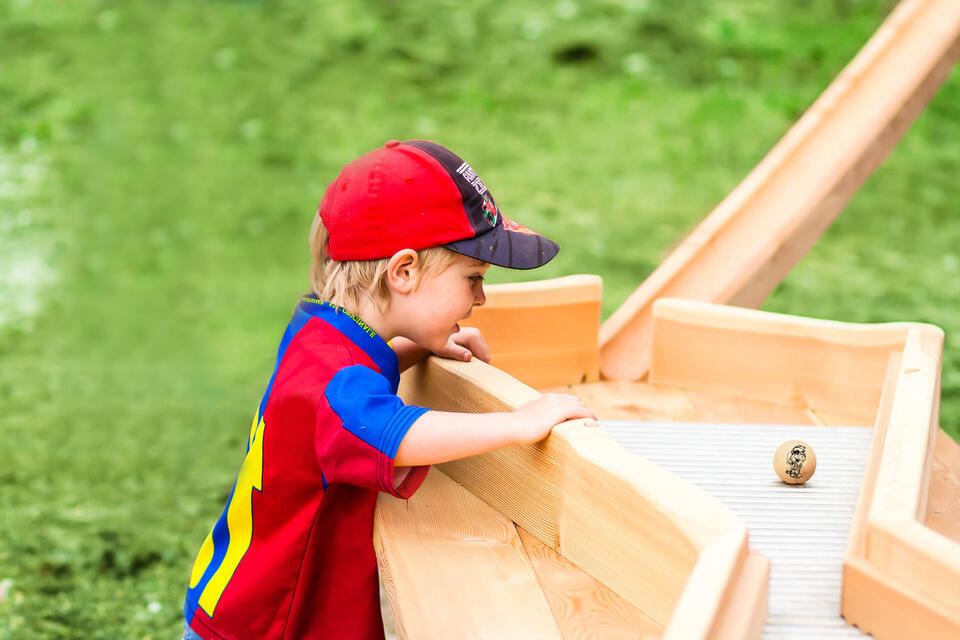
[353,297,398,343]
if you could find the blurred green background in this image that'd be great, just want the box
[2,0,958,637]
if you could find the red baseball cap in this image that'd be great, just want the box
[318,139,560,269]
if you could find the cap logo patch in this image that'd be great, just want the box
[481,194,498,227]
[455,161,488,196]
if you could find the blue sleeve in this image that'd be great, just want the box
[321,364,430,494]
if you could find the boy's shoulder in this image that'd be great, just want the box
[263,319,364,418]
[283,314,362,374]
[269,296,400,402]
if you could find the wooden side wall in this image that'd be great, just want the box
[843,325,960,638]
[459,275,602,389]
[648,298,912,423]
[396,356,754,634]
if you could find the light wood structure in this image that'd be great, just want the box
[378,353,768,639]
[641,300,958,637]
[374,0,960,636]
[460,274,602,389]
[843,330,960,639]
[380,293,959,637]
[598,0,960,382]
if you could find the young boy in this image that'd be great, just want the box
[182,140,595,640]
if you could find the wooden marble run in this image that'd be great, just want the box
[374,1,960,638]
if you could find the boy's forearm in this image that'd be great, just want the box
[391,336,431,372]
[394,410,523,467]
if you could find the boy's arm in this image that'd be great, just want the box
[394,393,596,467]
[392,328,491,372]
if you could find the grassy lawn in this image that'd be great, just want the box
[2,1,958,637]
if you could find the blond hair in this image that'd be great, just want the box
[309,214,459,314]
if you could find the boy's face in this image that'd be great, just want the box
[394,252,489,352]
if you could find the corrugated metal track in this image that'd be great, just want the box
[602,421,874,639]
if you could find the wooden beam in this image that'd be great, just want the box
[398,355,753,633]
[925,429,960,541]
[706,552,769,640]
[841,322,960,635]
[663,528,748,640]
[374,469,563,639]
[845,351,902,561]
[867,327,943,523]
[599,0,960,381]
[866,520,960,621]
[516,526,665,639]
[460,275,602,388]
[843,557,960,640]
[648,298,913,422]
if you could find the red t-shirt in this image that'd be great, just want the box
[184,296,431,639]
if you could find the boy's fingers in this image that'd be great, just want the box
[563,398,596,422]
[466,332,491,363]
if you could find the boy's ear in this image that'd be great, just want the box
[386,249,420,294]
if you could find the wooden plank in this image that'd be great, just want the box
[374,469,563,640]
[649,299,913,423]
[546,380,702,423]
[552,421,715,626]
[544,379,859,426]
[845,351,901,561]
[812,409,871,427]
[516,526,664,640]
[866,520,960,621]
[843,557,960,640]
[478,274,603,308]
[663,528,748,640]
[926,429,960,542]
[398,358,558,545]
[398,356,748,633]
[681,389,822,426]
[460,275,602,388]
[867,327,943,523]
[842,324,960,635]
[707,552,769,640]
[599,0,960,381]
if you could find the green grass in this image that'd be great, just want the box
[1,1,958,637]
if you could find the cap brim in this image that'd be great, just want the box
[443,221,560,270]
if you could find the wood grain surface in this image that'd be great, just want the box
[517,526,664,640]
[374,469,562,639]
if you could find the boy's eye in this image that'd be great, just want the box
[469,275,485,282]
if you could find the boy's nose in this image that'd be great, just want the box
[473,285,486,307]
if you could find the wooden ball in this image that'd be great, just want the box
[774,440,817,484]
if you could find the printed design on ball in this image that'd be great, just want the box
[785,444,807,479]
[503,217,537,235]
[481,194,498,227]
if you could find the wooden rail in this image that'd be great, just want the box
[599,0,960,382]
[843,326,960,639]
[375,355,766,638]
[459,274,603,389]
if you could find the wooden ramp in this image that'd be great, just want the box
[599,0,960,382]
[604,421,873,639]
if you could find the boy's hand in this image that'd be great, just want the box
[434,326,491,363]
[513,393,597,445]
